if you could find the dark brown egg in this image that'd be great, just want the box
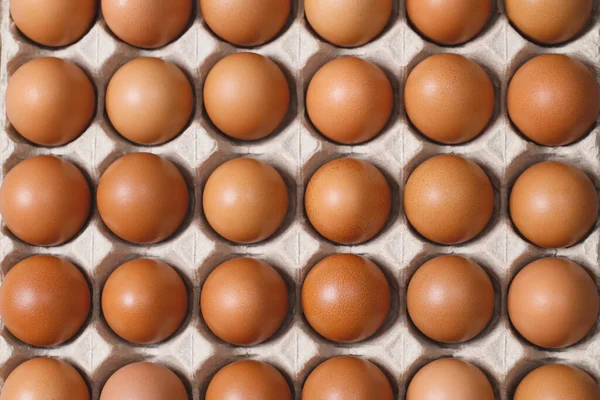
[200,258,288,346]
[514,364,600,400]
[306,57,393,144]
[302,254,390,343]
[0,255,90,347]
[97,153,189,244]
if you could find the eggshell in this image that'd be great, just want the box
[203,53,290,141]
[509,161,598,248]
[507,54,600,146]
[404,154,494,245]
[514,364,600,400]
[305,158,391,245]
[0,255,91,347]
[6,57,95,146]
[302,254,390,343]
[508,258,599,349]
[404,54,495,144]
[306,57,393,145]
[202,158,288,243]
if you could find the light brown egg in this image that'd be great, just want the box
[0,156,91,246]
[514,364,600,400]
[6,58,95,146]
[97,153,189,244]
[0,255,90,347]
[508,258,599,349]
[507,54,600,146]
[305,158,391,245]
[404,154,494,245]
[202,158,288,243]
[203,53,290,141]
[304,0,392,47]
[306,57,393,145]
[302,254,390,343]
[509,161,597,248]
[405,54,495,144]
[106,58,194,145]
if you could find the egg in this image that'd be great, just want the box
[404,154,494,245]
[205,360,292,400]
[509,161,597,248]
[203,53,290,141]
[102,258,188,345]
[404,54,495,144]
[302,356,393,400]
[0,255,90,347]
[0,156,91,246]
[508,258,599,349]
[514,364,600,400]
[97,153,189,244]
[304,0,392,47]
[6,58,95,146]
[407,255,495,344]
[101,0,192,48]
[202,158,288,243]
[305,158,391,244]
[106,58,194,146]
[507,54,600,146]
[306,57,393,144]
[302,254,390,343]
[200,258,288,346]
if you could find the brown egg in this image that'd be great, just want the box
[97,153,189,244]
[404,54,495,144]
[6,58,95,146]
[302,356,393,400]
[204,53,290,141]
[102,259,188,344]
[201,0,291,47]
[206,360,292,400]
[202,158,288,243]
[0,156,91,246]
[306,57,393,145]
[407,255,495,344]
[304,0,392,47]
[101,0,192,48]
[507,54,600,146]
[302,254,390,343]
[508,258,599,349]
[106,58,194,145]
[404,155,494,245]
[0,255,90,347]
[510,161,597,248]
[305,158,391,245]
[514,364,600,400]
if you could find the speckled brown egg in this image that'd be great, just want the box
[200,258,288,346]
[0,358,89,400]
[304,0,392,47]
[404,154,494,245]
[0,255,90,347]
[305,158,391,245]
[106,58,194,145]
[306,57,393,145]
[102,259,188,345]
[202,158,288,243]
[509,161,597,248]
[302,254,390,343]
[204,53,290,141]
[0,156,91,246]
[302,356,393,400]
[206,360,292,400]
[405,54,495,144]
[407,255,495,344]
[514,364,600,400]
[102,0,192,48]
[508,258,599,349]
[507,54,600,146]
[97,153,189,244]
[6,58,95,146]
